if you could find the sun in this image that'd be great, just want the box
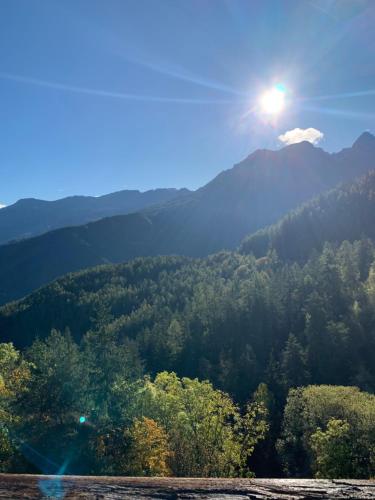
[259,85,286,115]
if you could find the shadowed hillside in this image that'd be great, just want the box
[0,133,374,304]
[240,170,375,261]
[0,187,190,245]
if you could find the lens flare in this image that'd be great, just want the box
[260,85,286,115]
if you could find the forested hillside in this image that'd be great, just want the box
[2,239,375,395]
[240,171,375,261]
[0,133,374,305]
[1,239,375,477]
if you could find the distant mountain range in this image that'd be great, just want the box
[0,132,374,304]
[0,187,190,245]
[2,167,375,349]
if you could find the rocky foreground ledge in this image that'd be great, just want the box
[0,474,374,499]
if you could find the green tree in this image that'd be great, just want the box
[278,385,375,478]
[281,334,309,389]
[15,330,91,473]
[310,418,352,478]
[135,371,266,477]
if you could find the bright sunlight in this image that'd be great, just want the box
[259,84,286,115]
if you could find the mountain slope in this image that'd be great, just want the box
[0,132,374,304]
[0,239,374,402]
[0,187,190,244]
[240,170,375,262]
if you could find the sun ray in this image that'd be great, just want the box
[301,104,375,120]
[300,89,375,102]
[0,72,240,105]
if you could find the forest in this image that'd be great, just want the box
[1,232,375,477]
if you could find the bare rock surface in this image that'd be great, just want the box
[0,474,374,499]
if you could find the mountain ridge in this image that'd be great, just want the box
[0,133,374,304]
[0,187,191,245]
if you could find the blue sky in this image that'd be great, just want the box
[0,0,374,205]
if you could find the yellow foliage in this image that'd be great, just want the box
[129,417,172,477]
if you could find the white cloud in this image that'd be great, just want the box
[278,127,324,146]
[0,204,6,209]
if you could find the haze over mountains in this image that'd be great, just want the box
[0,187,190,245]
[240,170,375,262]
[0,132,374,305]
[3,169,375,348]
[3,163,375,347]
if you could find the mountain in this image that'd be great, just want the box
[240,170,375,262]
[0,188,190,245]
[0,132,374,304]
